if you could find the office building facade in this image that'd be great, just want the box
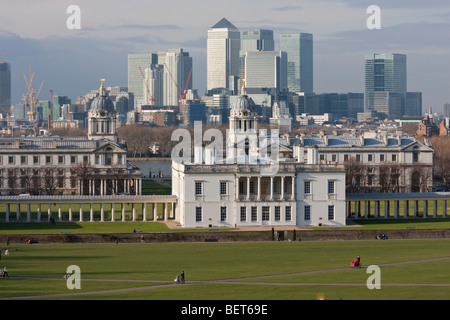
[279,33,313,93]
[0,61,11,114]
[207,18,241,92]
[128,54,158,108]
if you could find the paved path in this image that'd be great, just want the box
[2,257,450,300]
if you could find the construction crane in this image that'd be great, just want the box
[0,52,12,60]
[139,66,154,109]
[22,63,44,122]
[163,63,192,114]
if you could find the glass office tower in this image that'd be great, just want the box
[0,61,11,113]
[364,53,407,118]
[128,54,158,108]
[279,33,313,93]
[207,18,240,92]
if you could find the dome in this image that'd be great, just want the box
[90,80,115,113]
[231,93,257,115]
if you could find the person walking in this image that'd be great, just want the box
[180,271,185,284]
[2,266,9,278]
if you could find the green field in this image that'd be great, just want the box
[1,239,449,300]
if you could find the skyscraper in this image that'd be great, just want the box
[243,51,287,93]
[279,33,313,93]
[241,29,274,52]
[207,18,240,93]
[128,53,158,108]
[158,48,192,107]
[0,61,11,114]
[364,53,407,118]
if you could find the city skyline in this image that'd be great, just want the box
[1,1,450,113]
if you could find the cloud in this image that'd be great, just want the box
[272,5,303,11]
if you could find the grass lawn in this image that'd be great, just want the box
[1,240,449,300]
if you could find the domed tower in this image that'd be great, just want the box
[87,79,117,142]
[227,82,260,159]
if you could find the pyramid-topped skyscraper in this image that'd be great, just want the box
[207,18,240,92]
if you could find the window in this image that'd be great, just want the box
[58,156,64,164]
[118,155,123,165]
[328,205,335,220]
[195,207,202,222]
[251,207,257,222]
[33,156,39,164]
[392,154,397,162]
[413,147,419,163]
[220,181,227,195]
[304,181,311,194]
[220,207,227,222]
[275,206,281,221]
[344,154,349,162]
[195,182,203,195]
[304,205,311,220]
[380,154,385,162]
[8,156,14,164]
[46,156,51,164]
[356,154,361,162]
[331,154,337,162]
[105,153,112,166]
[240,207,247,222]
[285,206,292,221]
[95,155,100,165]
[368,154,373,162]
[71,156,76,164]
[83,156,89,163]
[262,206,270,221]
[319,154,325,162]
[328,180,335,194]
[21,156,27,165]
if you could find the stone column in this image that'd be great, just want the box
[143,203,147,222]
[100,203,104,222]
[48,203,51,222]
[79,204,83,222]
[291,176,295,200]
[69,203,73,222]
[121,203,126,221]
[257,177,261,201]
[111,203,115,222]
[58,203,62,221]
[132,203,136,221]
[270,177,274,201]
[246,177,250,200]
[153,203,157,221]
[16,203,20,221]
[280,177,285,201]
[37,204,41,222]
[90,203,94,222]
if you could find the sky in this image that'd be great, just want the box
[1,0,450,113]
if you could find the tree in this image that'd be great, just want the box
[72,161,95,195]
[344,159,368,193]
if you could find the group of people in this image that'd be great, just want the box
[174,271,185,284]
[0,249,9,278]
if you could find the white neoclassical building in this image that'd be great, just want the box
[172,88,346,228]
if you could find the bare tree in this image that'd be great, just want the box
[345,159,368,193]
[42,166,58,195]
[378,163,403,193]
[72,161,95,195]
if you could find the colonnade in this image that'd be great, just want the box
[0,195,176,222]
[237,175,295,201]
[346,194,449,219]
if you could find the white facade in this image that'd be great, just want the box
[172,162,346,228]
[172,87,346,228]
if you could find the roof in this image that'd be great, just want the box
[287,134,425,149]
[211,18,238,30]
